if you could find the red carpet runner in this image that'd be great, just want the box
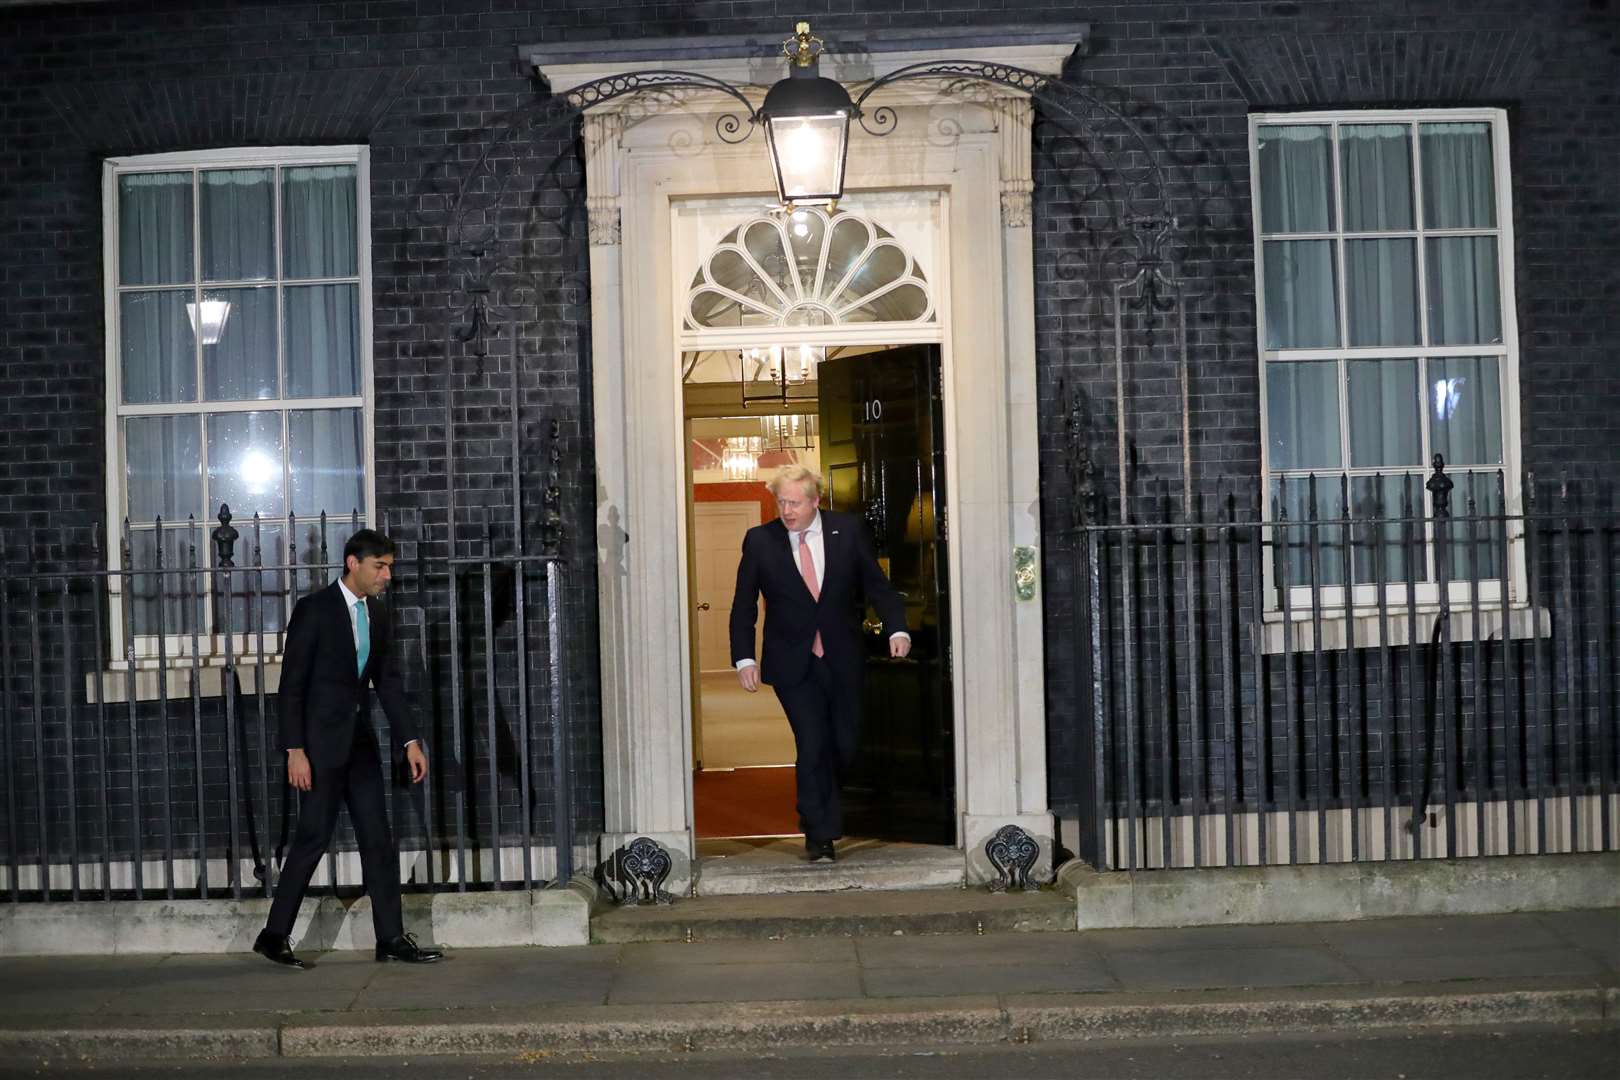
[693,766,800,839]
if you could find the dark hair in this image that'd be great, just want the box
[343,528,396,565]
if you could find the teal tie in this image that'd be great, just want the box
[354,599,371,675]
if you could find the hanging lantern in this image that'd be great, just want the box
[760,23,854,209]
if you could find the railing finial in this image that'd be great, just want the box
[211,504,239,569]
[1426,454,1453,518]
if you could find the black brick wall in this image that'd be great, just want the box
[0,0,1616,858]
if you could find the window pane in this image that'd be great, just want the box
[120,290,196,404]
[1347,359,1420,466]
[835,244,909,310]
[125,415,202,522]
[282,165,358,279]
[284,283,360,397]
[1349,473,1419,585]
[1269,475,1345,589]
[823,215,871,291]
[289,408,364,519]
[844,283,929,322]
[1257,125,1334,233]
[1266,360,1341,471]
[202,286,277,401]
[207,410,285,521]
[1430,356,1502,466]
[708,249,773,306]
[128,524,204,636]
[1425,236,1501,345]
[1345,238,1418,346]
[1420,122,1496,229]
[1440,471,1504,582]
[1263,240,1339,349]
[118,172,192,286]
[1340,124,1413,231]
[786,209,826,290]
[742,221,793,298]
[288,513,358,597]
[201,168,274,282]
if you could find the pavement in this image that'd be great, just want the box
[0,907,1614,1063]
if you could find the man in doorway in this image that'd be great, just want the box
[252,529,442,968]
[730,466,910,862]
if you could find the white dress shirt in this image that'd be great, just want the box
[336,578,368,652]
[735,512,909,671]
[337,578,417,749]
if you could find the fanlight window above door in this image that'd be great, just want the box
[685,208,934,330]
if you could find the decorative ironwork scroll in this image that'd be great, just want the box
[985,824,1041,892]
[599,836,675,906]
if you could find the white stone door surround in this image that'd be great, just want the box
[532,32,1083,892]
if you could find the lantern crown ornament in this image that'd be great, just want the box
[759,22,855,209]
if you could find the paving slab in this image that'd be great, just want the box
[98,989,366,1015]
[861,960,1118,998]
[1315,912,1568,955]
[1337,945,1611,983]
[1103,945,1364,991]
[1084,922,1330,952]
[607,960,864,1006]
[0,990,125,1016]
[352,970,612,1011]
[621,937,857,966]
[854,930,1103,968]
[135,954,379,991]
[1538,908,1620,972]
[0,907,1615,1064]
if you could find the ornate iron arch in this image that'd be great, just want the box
[440,51,1194,563]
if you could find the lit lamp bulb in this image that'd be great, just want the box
[780,123,826,192]
[239,448,277,496]
[185,298,233,346]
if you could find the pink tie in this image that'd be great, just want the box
[798,532,824,657]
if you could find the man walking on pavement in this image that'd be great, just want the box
[253,529,441,968]
[730,466,910,862]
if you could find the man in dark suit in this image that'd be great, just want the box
[252,529,441,968]
[730,466,909,862]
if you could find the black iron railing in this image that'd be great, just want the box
[1069,460,1619,870]
[0,507,578,903]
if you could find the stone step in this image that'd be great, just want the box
[694,838,967,897]
[591,885,1074,943]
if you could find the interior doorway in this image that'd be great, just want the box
[683,343,956,845]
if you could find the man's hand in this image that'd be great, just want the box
[406,742,429,784]
[890,635,912,659]
[286,748,312,792]
[737,665,761,693]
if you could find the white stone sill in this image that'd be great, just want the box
[84,658,283,705]
[1260,603,1549,654]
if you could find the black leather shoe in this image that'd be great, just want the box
[375,932,443,964]
[252,930,306,969]
[807,839,836,863]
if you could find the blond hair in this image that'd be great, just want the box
[767,465,823,499]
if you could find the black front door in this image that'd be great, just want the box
[817,345,954,845]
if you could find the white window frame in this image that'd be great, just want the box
[101,145,376,668]
[1249,108,1526,632]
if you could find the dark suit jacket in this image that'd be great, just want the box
[278,582,417,768]
[729,510,908,688]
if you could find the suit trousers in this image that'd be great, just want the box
[773,655,861,842]
[265,723,402,941]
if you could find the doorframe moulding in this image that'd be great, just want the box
[530,29,1084,895]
